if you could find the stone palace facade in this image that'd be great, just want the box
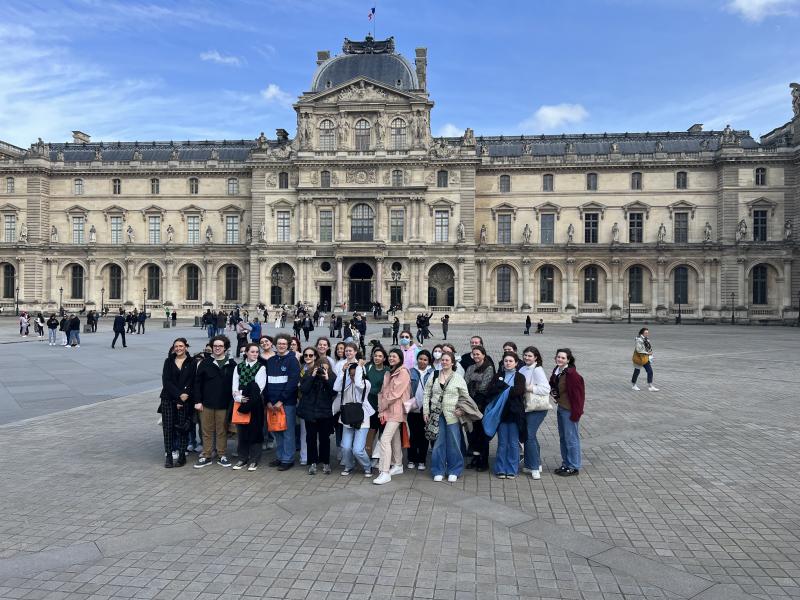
[1,36,798,322]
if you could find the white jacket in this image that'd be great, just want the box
[333,364,374,428]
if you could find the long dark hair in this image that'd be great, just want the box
[387,348,404,371]
[555,348,576,368]
[523,346,543,367]
[638,327,649,337]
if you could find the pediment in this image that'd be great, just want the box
[490,202,518,220]
[428,197,457,216]
[300,77,424,105]
[623,200,651,218]
[140,204,166,220]
[102,205,128,221]
[578,201,606,219]
[668,199,696,219]
[268,198,295,216]
[64,204,89,216]
[178,204,206,221]
[218,204,246,221]
[534,201,562,220]
[0,202,22,214]
[746,197,777,216]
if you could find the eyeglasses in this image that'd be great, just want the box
[303,353,316,358]
[212,344,225,348]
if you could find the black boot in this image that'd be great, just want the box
[176,451,186,467]
[466,456,478,470]
[164,454,174,468]
[475,456,488,472]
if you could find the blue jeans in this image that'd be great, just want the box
[523,410,548,470]
[206,324,215,339]
[556,406,581,470]
[48,329,57,343]
[431,415,464,477]
[274,404,296,464]
[494,421,520,475]
[632,362,654,384]
[341,426,371,472]
[69,330,80,345]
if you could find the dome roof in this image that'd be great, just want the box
[311,36,418,93]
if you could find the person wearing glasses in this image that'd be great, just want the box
[193,335,237,468]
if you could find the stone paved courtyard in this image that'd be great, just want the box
[0,316,798,600]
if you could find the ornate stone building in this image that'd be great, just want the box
[1,37,798,322]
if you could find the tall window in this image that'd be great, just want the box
[224,265,238,301]
[434,210,449,242]
[147,265,160,299]
[186,265,200,301]
[351,203,374,241]
[755,167,767,186]
[631,172,642,190]
[319,210,333,242]
[540,214,554,244]
[72,216,85,244]
[278,172,289,189]
[583,266,598,303]
[497,214,512,244]
[586,173,598,191]
[753,209,767,241]
[70,265,84,299]
[109,264,122,299]
[276,210,290,242]
[187,216,200,244]
[225,215,240,244]
[673,266,688,304]
[147,216,160,244]
[355,119,370,151]
[392,169,403,187]
[437,170,448,188]
[227,177,239,195]
[499,174,511,193]
[5,177,14,194]
[584,213,598,243]
[676,171,688,189]
[540,266,554,303]
[390,118,406,149]
[3,264,15,298]
[543,173,554,192]
[112,178,121,194]
[4,215,16,242]
[674,213,688,243]
[320,170,331,188]
[189,177,199,194]
[629,212,643,243]
[496,266,511,303]
[74,178,84,195]
[319,119,335,151]
[628,266,643,303]
[110,216,123,244]
[390,209,404,242]
[150,178,160,195]
[752,265,768,305]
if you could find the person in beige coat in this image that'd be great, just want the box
[374,348,410,485]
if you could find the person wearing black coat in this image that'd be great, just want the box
[193,335,237,468]
[231,343,267,471]
[160,338,197,468]
[492,352,526,479]
[297,356,337,474]
[112,311,127,348]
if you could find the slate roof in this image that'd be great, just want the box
[311,43,418,92]
[46,140,260,162]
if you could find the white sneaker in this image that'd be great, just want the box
[648,385,659,392]
[171,450,179,461]
[531,469,541,480]
[632,384,641,391]
[417,464,426,471]
[389,465,404,476]
[407,462,416,470]
[447,474,458,483]
[433,475,444,482]
[373,472,391,485]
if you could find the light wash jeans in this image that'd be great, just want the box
[494,421,520,476]
[69,330,81,345]
[523,410,548,470]
[48,329,57,344]
[556,406,581,470]
[341,426,371,472]
[430,415,464,477]
[274,404,297,464]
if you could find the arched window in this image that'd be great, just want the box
[752,265,768,305]
[227,177,239,195]
[5,177,14,194]
[499,174,511,193]
[676,171,688,189]
[70,265,84,299]
[278,172,289,189]
[496,265,511,303]
[355,119,370,151]
[150,178,160,195]
[320,170,331,188]
[543,173,554,192]
[628,266,643,304]
[631,172,642,190]
[392,169,403,187]
[108,264,122,299]
[673,266,688,305]
[539,266,554,303]
[112,178,121,195]
[390,118,406,149]
[437,170,448,188]
[189,177,199,194]
[186,265,200,301]
[224,265,239,301]
[755,167,767,186]
[2,264,15,298]
[583,266,598,303]
[351,204,375,241]
[319,119,335,151]
[147,265,160,300]
[74,178,84,195]
[586,173,598,191]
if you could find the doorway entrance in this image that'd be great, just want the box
[348,262,373,311]
[319,286,332,312]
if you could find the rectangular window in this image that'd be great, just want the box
[110,216,122,244]
[225,215,239,244]
[148,216,161,244]
[187,216,200,245]
[4,214,16,242]
[753,209,767,241]
[497,214,512,244]
[540,214,554,244]
[584,213,598,244]
[276,210,290,242]
[72,216,85,244]
[319,209,333,242]
[434,210,449,243]
[629,212,643,243]
[543,174,554,192]
[674,213,688,243]
[390,209,404,242]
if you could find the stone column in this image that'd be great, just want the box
[656,258,665,309]
[125,258,135,304]
[610,258,619,309]
[783,259,792,311]
[46,258,55,303]
[204,259,214,306]
[16,257,25,304]
[376,257,384,305]
[737,257,746,306]
[520,258,531,310]
[456,257,465,309]
[565,258,575,308]
[164,258,174,306]
[336,257,344,306]
[476,259,489,308]
[417,258,427,307]
[703,258,713,309]
[415,199,424,240]
[337,199,347,241]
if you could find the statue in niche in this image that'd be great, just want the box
[567,223,575,243]
[611,222,620,243]
[479,224,487,245]
[245,224,252,244]
[610,141,619,153]
[784,219,793,241]
[522,223,532,245]
[166,224,175,243]
[210,148,219,160]
[456,221,466,243]
[337,114,350,147]
[374,114,386,146]
[18,222,27,243]
[56,150,64,161]
[655,140,664,152]
[736,218,748,241]
[259,220,267,242]
[51,225,58,243]
[657,222,667,243]
[205,225,213,243]
[88,224,97,243]
[703,221,713,242]
[126,224,135,243]
[170,148,179,160]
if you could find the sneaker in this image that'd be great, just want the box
[417,464,426,471]
[364,470,373,478]
[555,468,579,477]
[277,462,294,471]
[194,457,212,469]
[433,475,444,482]
[632,384,641,391]
[186,444,194,453]
[522,467,533,474]
[232,460,247,470]
[389,465,404,476]
[247,462,258,472]
[308,464,317,475]
[531,469,541,480]
[648,385,659,392]
[171,450,179,461]
[322,464,331,475]
[447,474,458,483]
[506,474,516,480]
[218,456,231,467]
[300,461,307,466]
[194,445,203,454]
[554,466,568,475]
[497,473,506,479]
[373,472,391,485]
[268,459,282,467]
[341,469,352,476]
[407,462,416,470]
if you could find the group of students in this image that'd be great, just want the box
[159,328,587,481]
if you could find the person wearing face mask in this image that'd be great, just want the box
[464,345,496,471]
[231,343,267,471]
[519,346,550,480]
[493,352,526,479]
[407,350,434,470]
[550,348,585,477]
[398,331,419,370]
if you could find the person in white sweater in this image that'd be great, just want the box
[519,346,551,480]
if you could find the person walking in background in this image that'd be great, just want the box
[524,315,531,335]
[328,313,336,337]
[68,313,81,348]
[59,314,69,346]
[440,314,449,340]
[19,312,29,337]
[519,346,550,480]
[536,319,544,334]
[550,348,585,477]
[391,317,400,345]
[631,327,658,391]
[171,310,177,326]
[111,309,127,348]
[137,310,146,334]
[249,317,262,344]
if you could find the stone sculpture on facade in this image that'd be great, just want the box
[785,219,793,241]
[205,225,213,243]
[337,114,350,148]
[703,221,713,242]
[56,150,64,161]
[610,141,619,153]
[456,221,466,243]
[522,223,532,245]
[567,223,575,243]
[50,225,58,243]
[722,124,737,145]
[462,128,475,146]
[210,148,219,160]
[736,218,748,242]
[479,224,487,245]
[259,221,267,242]
[655,140,664,152]
[298,113,313,148]
[374,114,386,147]
[126,225,135,243]
[18,223,27,243]
[94,148,102,161]
[132,149,142,161]
[257,131,268,149]
[791,83,800,118]
[88,224,97,243]
[245,224,252,244]
[657,223,667,243]
[170,148,179,161]
[611,222,620,243]
[166,224,175,243]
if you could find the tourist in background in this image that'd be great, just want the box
[631,327,658,391]
[46,313,58,346]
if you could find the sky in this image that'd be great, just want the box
[1,0,798,147]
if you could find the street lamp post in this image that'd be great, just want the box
[15,285,19,316]
[627,293,631,324]
[100,286,105,316]
[391,269,401,311]
[59,286,64,316]
[796,290,800,326]
[730,291,735,325]
[676,294,682,325]
[143,288,147,317]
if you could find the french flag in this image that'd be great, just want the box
[368,7,375,20]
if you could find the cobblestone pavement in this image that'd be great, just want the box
[0,318,798,599]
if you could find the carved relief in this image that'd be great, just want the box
[269,145,291,160]
[310,171,319,185]
[449,171,460,185]
[337,81,387,102]
[346,169,377,184]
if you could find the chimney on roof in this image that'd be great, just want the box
[415,47,427,90]
[316,50,330,66]
[688,124,703,133]
[276,128,289,143]
[72,130,90,144]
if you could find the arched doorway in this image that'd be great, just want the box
[349,262,373,311]
[427,263,455,307]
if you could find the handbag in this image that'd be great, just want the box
[231,400,251,425]
[401,422,411,449]
[524,391,551,412]
[266,406,287,431]
[632,352,649,366]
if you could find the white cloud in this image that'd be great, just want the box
[200,50,242,67]
[260,84,293,106]
[727,0,799,21]
[436,123,462,137]
[518,103,589,132]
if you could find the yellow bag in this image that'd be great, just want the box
[632,352,649,366]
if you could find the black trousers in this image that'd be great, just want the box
[305,417,333,465]
[392,331,399,345]
[112,330,126,347]
[236,427,263,463]
[406,412,429,464]
[137,321,145,333]
[161,403,188,454]
[468,419,490,463]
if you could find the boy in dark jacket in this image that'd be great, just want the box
[266,334,301,470]
[193,335,236,468]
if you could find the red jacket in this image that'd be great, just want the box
[551,367,585,422]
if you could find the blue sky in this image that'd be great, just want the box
[1,0,798,147]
